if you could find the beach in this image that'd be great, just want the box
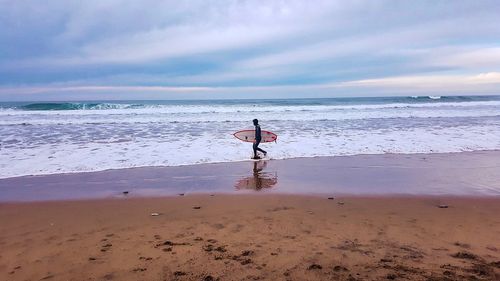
[3,1,500,280]
[1,152,500,281]
[1,195,499,281]
[1,95,500,281]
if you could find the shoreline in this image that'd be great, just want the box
[2,149,499,181]
[1,150,500,202]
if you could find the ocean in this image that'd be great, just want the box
[1,95,500,179]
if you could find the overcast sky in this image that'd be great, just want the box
[1,0,500,101]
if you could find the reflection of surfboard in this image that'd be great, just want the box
[233,130,277,143]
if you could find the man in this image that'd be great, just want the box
[252,119,267,159]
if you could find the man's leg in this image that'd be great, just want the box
[256,147,267,155]
[254,140,266,157]
[252,142,259,159]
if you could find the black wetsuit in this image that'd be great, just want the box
[253,125,267,157]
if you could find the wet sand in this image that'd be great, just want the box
[1,151,500,202]
[1,195,500,281]
[1,152,499,280]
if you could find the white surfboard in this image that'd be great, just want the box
[233,130,277,143]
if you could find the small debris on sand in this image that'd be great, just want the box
[327,197,334,200]
[438,204,449,208]
[203,244,214,252]
[150,212,160,216]
[451,251,478,260]
[241,250,254,256]
[486,245,498,252]
[193,206,201,209]
[214,246,226,253]
[333,265,348,272]
[307,263,322,270]
[132,267,147,272]
[240,258,252,265]
[386,273,397,279]
[174,271,186,276]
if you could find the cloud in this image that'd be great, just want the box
[2,0,335,67]
[340,72,500,87]
[336,72,500,94]
[431,47,500,69]
[0,85,215,95]
[1,1,500,99]
[2,72,499,101]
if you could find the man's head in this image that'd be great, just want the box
[253,119,258,125]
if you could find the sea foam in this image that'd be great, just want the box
[1,96,499,178]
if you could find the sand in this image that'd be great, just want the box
[1,195,499,281]
[2,151,500,202]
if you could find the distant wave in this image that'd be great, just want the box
[5,101,499,113]
[0,96,498,112]
[19,102,145,111]
[409,95,441,100]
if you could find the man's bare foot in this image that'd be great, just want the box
[252,156,261,160]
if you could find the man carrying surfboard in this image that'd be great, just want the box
[252,119,267,159]
[232,122,276,157]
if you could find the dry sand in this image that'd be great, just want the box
[1,195,499,281]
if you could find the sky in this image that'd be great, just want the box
[1,0,500,101]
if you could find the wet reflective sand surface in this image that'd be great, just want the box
[1,151,499,202]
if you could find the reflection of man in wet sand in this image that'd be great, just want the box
[253,161,264,190]
[235,161,278,191]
